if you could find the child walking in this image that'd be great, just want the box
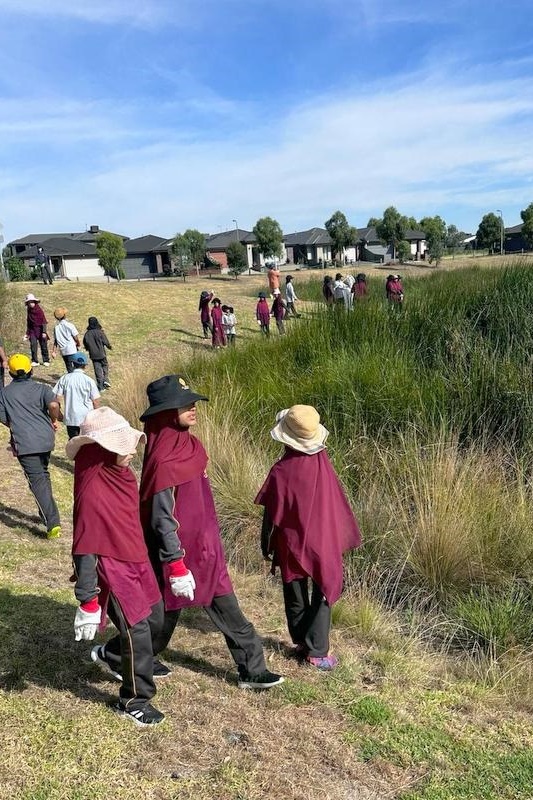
[222,305,237,346]
[256,292,270,337]
[255,405,361,670]
[271,289,286,335]
[198,291,213,339]
[68,406,167,726]
[210,298,226,348]
[83,317,112,391]
[24,293,50,366]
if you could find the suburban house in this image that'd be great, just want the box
[122,234,169,279]
[504,223,529,253]
[358,227,427,263]
[205,229,287,272]
[284,228,333,266]
[8,225,129,280]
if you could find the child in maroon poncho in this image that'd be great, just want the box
[255,405,361,670]
[199,290,213,338]
[256,292,270,337]
[211,298,226,348]
[139,374,284,690]
[67,406,168,727]
[24,293,50,366]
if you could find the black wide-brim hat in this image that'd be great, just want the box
[140,374,208,421]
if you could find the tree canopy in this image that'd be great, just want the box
[376,206,408,259]
[172,229,206,275]
[226,241,248,279]
[446,225,465,258]
[252,217,284,260]
[476,213,502,252]
[96,231,126,280]
[325,210,357,261]
[520,203,533,249]
[420,215,447,265]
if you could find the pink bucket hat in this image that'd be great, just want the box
[66,407,146,459]
[24,293,40,303]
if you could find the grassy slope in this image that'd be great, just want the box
[1,267,533,799]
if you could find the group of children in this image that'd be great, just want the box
[68,379,361,726]
[322,272,405,309]
[23,293,113,387]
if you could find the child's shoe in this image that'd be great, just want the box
[306,654,339,671]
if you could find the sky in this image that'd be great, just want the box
[1,0,533,242]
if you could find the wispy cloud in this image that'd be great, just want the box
[0,0,192,26]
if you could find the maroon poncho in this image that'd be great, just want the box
[72,443,161,627]
[255,448,361,605]
[140,413,233,609]
[26,302,47,337]
[256,299,270,325]
[211,306,226,346]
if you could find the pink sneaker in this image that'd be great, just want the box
[306,654,339,671]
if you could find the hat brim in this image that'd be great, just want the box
[139,392,208,421]
[66,428,146,460]
[270,408,329,455]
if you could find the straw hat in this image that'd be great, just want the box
[66,407,146,459]
[54,307,67,319]
[24,293,40,304]
[270,405,329,454]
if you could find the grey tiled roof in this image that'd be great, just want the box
[18,238,98,258]
[123,235,168,254]
[206,229,254,248]
[284,227,332,246]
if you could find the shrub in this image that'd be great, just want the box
[5,256,30,282]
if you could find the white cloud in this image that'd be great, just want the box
[0,0,193,26]
[3,63,533,240]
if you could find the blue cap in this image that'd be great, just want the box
[72,352,88,366]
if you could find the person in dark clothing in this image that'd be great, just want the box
[256,292,270,337]
[67,406,167,727]
[322,275,334,305]
[139,374,284,690]
[198,291,213,338]
[24,293,50,366]
[83,317,112,390]
[36,245,53,284]
[0,353,61,538]
[271,289,286,335]
[256,405,361,670]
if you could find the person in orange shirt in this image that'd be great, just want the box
[267,264,281,295]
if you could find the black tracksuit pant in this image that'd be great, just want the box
[104,597,165,711]
[17,452,60,531]
[153,592,267,678]
[282,578,331,657]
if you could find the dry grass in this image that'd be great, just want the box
[2,273,533,799]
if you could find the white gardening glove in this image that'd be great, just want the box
[169,570,196,601]
[74,605,102,641]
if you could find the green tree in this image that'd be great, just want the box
[5,256,30,281]
[446,224,465,258]
[226,241,248,279]
[520,203,533,249]
[366,217,381,227]
[172,229,206,277]
[420,215,447,265]
[252,217,284,261]
[396,240,411,264]
[376,206,408,260]
[325,210,357,263]
[96,232,126,280]
[476,213,501,253]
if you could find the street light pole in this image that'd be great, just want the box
[496,209,504,256]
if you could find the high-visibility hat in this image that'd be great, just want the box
[8,353,32,375]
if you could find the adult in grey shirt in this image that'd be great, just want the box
[0,354,62,539]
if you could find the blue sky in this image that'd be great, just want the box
[1,0,533,241]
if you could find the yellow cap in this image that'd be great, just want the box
[8,353,32,375]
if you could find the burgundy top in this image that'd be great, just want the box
[353,282,367,297]
[256,299,270,324]
[73,443,149,562]
[199,293,213,322]
[26,303,47,337]
[73,443,161,628]
[255,448,361,604]
[271,296,285,320]
[140,416,233,609]
[211,306,226,346]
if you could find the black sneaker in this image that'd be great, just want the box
[153,659,172,678]
[103,381,111,388]
[91,645,122,682]
[238,670,284,690]
[112,701,165,727]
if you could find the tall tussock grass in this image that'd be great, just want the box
[180,262,533,655]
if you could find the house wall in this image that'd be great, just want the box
[62,256,103,279]
[121,254,156,279]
